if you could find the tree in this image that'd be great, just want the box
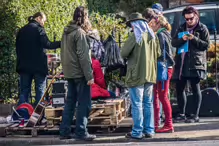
[118,0,158,16]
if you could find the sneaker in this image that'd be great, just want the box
[60,134,74,140]
[74,134,96,141]
[125,132,143,139]
[173,114,186,123]
[185,116,199,123]
[144,133,154,138]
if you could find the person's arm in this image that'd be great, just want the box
[38,27,61,49]
[156,35,161,58]
[159,33,175,65]
[121,33,136,58]
[76,30,93,82]
[172,28,187,48]
[92,59,106,89]
[190,25,210,51]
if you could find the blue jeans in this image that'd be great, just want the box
[18,73,46,106]
[59,77,91,137]
[129,83,154,138]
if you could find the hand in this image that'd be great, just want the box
[182,35,189,41]
[87,79,94,86]
[188,34,194,40]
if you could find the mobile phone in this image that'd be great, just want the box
[185,34,191,37]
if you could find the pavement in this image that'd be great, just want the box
[1,117,219,145]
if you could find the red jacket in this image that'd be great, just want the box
[91,58,110,99]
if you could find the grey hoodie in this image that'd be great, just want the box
[61,21,93,81]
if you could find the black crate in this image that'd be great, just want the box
[52,80,67,94]
[52,93,66,107]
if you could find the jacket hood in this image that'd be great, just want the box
[64,21,80,34]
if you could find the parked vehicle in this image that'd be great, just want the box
[163,2,219,40]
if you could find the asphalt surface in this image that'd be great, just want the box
[1,117,219,145]
[39,140,219,146]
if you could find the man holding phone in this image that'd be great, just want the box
[172,6,210,123]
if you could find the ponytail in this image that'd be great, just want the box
[27,12,45,22]
[28,16,34,22]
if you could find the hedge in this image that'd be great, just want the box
[0,0,128,102]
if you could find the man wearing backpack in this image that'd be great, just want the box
[121,12,161,139]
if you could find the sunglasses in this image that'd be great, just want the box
[185,16,194,21]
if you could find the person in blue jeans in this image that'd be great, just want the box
[59,6,96,141]
[121,12,161,139]
[16,12,60,106]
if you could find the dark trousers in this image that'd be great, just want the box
[59,77,91,137]
[18,73,46,106]
[176,77,202,117]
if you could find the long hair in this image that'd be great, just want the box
[158,15,172,32]
[73,6,91,32]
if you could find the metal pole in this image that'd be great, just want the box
[214,28,218,90]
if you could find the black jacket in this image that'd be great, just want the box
[172,22,210,80]
[157,29,175,67]
[16,20,60,75]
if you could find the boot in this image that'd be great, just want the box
[157,82,174,133]
[156,125,174,133]
[153,84,160,129]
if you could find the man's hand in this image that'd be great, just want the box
[182,35,189,41]
[188,34,194,40]
[87,79,94,86]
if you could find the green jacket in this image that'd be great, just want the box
[61,21,93,81]
[121,32,161,87]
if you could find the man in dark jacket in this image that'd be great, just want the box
[172,6,210,123]
[16,12,60,106]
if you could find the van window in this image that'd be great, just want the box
[164,12,177,36]
[165,12,175,27]
[180,9,216,34]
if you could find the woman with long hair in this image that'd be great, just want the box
[150,15,175,133]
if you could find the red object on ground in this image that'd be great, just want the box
[16,103,34,116]
[91,58,110,99]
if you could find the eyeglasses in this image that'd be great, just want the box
[185,16,194,21]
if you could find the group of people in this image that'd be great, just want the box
[15,3,210,141]
[122,4,210,139]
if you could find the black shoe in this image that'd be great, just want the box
[125,132,143,139]
[60,134,74,140]
[173,114,186,123]
[144,133,154,138]
[74,134,96,141]
[185,116,199,123]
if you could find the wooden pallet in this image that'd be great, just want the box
[1,117,133,137]
[44,99,127,127]
[4,123,48,137]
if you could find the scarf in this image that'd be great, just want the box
[130,20,155,44]
[186,19,199,34]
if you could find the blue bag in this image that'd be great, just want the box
[157,33,168,89]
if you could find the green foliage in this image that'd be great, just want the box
[0,0,87,100]
[0,0,128,101]
[90,12,128,41]
[87,0,119,14]
[118,0,159,15]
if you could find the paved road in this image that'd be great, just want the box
[44,140,219,146]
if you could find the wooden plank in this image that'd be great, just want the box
[89,109,104,119]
